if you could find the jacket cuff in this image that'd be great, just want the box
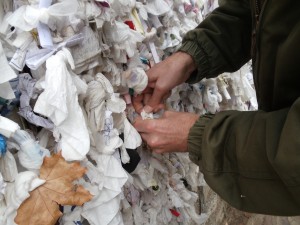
[188,114,214,166]
[178,41,210,84]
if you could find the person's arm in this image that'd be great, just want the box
[133,51,197,113]
[135,0,252,111]
[180,0,252,83]
[189,98,300,216]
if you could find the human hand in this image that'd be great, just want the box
[132,51,197,113]
[133,111,199,153]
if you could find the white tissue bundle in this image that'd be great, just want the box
[0,0,256,225]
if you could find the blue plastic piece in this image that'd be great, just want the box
[140,57,149,65]
[0,134,7,156]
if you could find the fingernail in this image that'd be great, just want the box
[144,105,153,113]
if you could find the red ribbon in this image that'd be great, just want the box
[169,209,180,217]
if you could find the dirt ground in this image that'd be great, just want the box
[200,186,300,225]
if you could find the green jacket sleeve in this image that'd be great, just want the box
[179,0,252,83]
[188,98,300,216]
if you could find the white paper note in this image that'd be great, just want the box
[38,0,53,49]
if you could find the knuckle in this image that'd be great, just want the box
[155,84,166,93]
[147,139,155,147]
[146,121,156,131]
[148,137,159,148]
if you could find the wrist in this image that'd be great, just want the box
[173,51,197,76]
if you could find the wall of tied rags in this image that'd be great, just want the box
[1,0,299,225]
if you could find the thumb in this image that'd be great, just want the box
[146,87,166,109]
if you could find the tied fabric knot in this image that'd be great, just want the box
[0,173,6,195]
[12,129,50,170]
[6,1,78,31]
[25,33,83,70]
[18,73,55,130]
[0,42,17,99]
[0,116,20,139]
[3,171,45,225]
[24,7,50,27]
[59,48,75,70]
[33,48,90,161]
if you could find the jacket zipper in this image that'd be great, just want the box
[255,0,260,23]
[252,0,268,102]
[251,0,260,68]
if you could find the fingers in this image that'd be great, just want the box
[134,118,161,151]
[143,88,168,112]
[147,82,156,89]
[132,86,155,113]
[133,68,171,113]
[133,88,168,113]
[133,114,181,154]
[152,103,165,113]
[143,93,151,106]
[146,69,157,83]
[146,69,171,109]
[147,86,166,109]
[133,116,155,133]
[132,93,160,113]
[140,132,166,153]
[142,86,153,94]
[132,94,144,113]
